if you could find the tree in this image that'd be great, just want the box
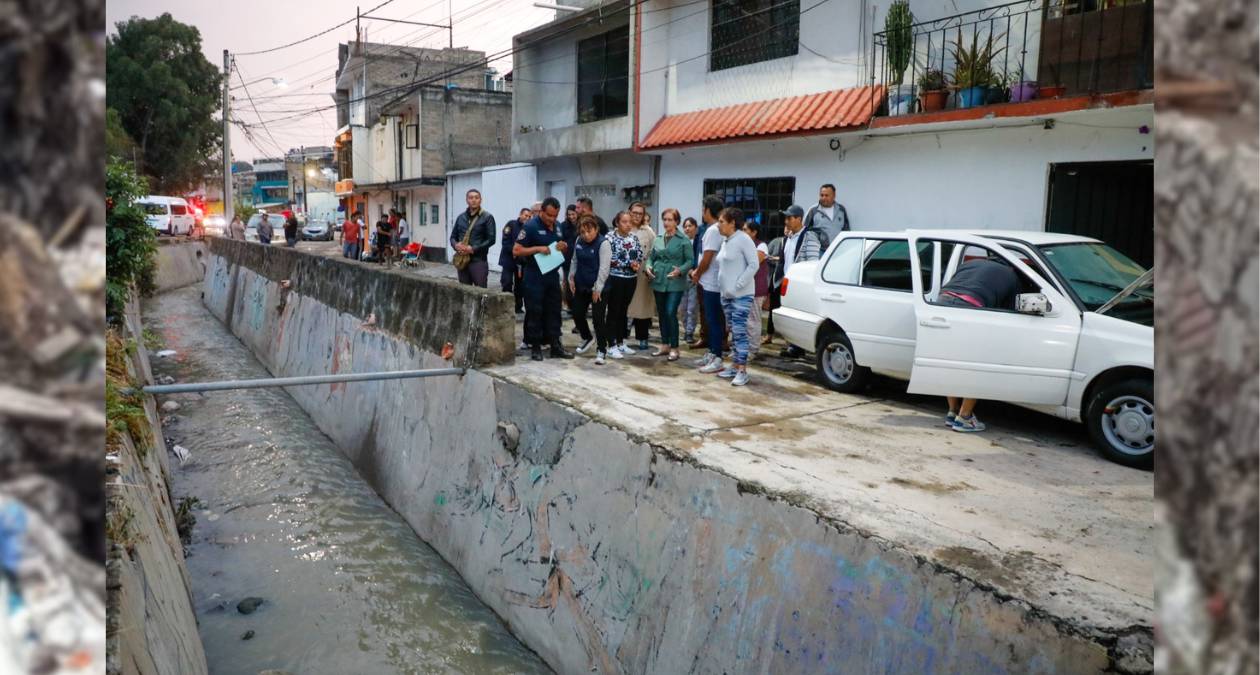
[106,158,157,321]
[106,14,222,194]
[106,107,137,163]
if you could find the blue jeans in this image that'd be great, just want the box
[702,289,726,357]
[654,290,684,348]
[722,295,754,366]
[343,242,361,259]
[680,284,700,338]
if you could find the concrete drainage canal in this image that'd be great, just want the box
[145,286,550,674]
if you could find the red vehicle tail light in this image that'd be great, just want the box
[779,278,789,296]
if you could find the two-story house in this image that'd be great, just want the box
[250,157,288,209]
[333,41,512,259]
[513,0,1154,266]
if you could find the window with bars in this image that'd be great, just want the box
[576,27,629,124]
[703,177,796,242]
[710,0,800,72]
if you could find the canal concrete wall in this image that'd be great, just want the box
[106,293,208,675]
[200,241,1143,674]
[153,239,207,292]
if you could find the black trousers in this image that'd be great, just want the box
[500,261,524,312]
[571,287,609,351]
[522,271,562,347]
[767,291,781,335]
[604,275,637,345]
[632,318,652,341]
[458,258,488,287]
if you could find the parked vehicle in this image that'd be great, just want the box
[244,213,286,243]
[138,196,195,236]
[204,215,226,236]
[775,230,1154,468]
[301,219,334,241]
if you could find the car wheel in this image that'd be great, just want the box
[815,326,870,393]
[1085,377,1154,469]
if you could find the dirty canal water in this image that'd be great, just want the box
[144,287,550,675]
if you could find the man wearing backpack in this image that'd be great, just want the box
[803,183,850,251]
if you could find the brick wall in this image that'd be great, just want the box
[420,87,512,176]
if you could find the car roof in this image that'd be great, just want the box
[138,195,187,204]
[849,229,1102,246]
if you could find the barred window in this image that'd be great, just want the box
[703,177,796,242]
[710,0,800,72]
[577,27,629,124]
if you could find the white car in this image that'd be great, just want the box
[301,220,333,241]
[775,230,1153,468]
[244,213,286,243]
[138,195,195,236]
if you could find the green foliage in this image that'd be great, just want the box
[235,199,258,223]
[106,502,139,554]
[918,68,947,92]
[106,107,137,162]
[175,496,203,544]
[949,28,1005,89]
[106,13,222,193]
[884,1,915,85]
[106,330,152,456]
[106,159,157,320]
[142,328,163,352]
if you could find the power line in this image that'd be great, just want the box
[233,0,399,57]
[233,62,288,157]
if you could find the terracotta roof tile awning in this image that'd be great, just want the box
[640,85,885,150]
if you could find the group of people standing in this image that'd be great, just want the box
[449,183,849,386]
[338,208,410,265]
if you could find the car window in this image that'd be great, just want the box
[861,240,919,292]
[925,239,1042,312]
[819,237,863,284]
[171,204,187,215]
[140,203,167,216]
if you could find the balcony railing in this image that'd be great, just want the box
[871,0,1153,117]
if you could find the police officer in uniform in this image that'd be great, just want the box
[513,197,573,361]
[499,207,530,313]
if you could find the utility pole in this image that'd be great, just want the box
[301,145,309,218]
[222,49,233,223]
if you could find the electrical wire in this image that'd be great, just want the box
[232,62,289,157]
[233,0,399,57]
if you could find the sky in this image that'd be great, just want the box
[106,0,555,164]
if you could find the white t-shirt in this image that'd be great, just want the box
[397,218,409,239]
[699,224,724,292]
[783,230,800,272]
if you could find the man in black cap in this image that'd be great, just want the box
[775,205,824,358]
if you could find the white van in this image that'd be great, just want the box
[138,196,195,236]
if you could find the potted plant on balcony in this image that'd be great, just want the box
[949,28,1004,109]
[918,68,948,112]
[884,0,916,115]
[1008,69,1038,103]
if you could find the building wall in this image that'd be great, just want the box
[653,105,1154,232]
[637,0,1044,140]
[447,164,538,268]
[533,152,656,224]
[511,3,635,161]
[419,88,513,176]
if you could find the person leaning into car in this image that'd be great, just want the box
[935,257,1020,434]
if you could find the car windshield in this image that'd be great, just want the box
[141,203,167,216]
[1037,243,1152,325]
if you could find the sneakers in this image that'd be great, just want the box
[731,370,749,386]
[694,352,716,367]
[945,411,957,427]
[530,345,544,361]
[609,345,625,360]
[684,333,695,344]
[716,366,739,379]
[699,359,725,374]
[575,337,594,354]
[518,341,529,351]
[638,339,650,351]
[951,414,987,433]
[593,350,606,365]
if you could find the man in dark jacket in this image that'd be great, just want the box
[450,188,496,287]
[575,196,608,236]
[559,204,578,312]
[283,209,299,247]
[499,207,531,313]
[802,183,850,252]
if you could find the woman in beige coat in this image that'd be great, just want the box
[626,202,657,350]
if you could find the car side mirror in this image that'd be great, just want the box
[1017,292,1051,315]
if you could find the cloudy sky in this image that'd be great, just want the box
[106,0,554,163]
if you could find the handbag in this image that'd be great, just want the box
[452,212,478,270]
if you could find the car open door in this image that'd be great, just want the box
[906,233,1082,406]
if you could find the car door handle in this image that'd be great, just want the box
[919,317,950,328]
[821,293,846,303]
